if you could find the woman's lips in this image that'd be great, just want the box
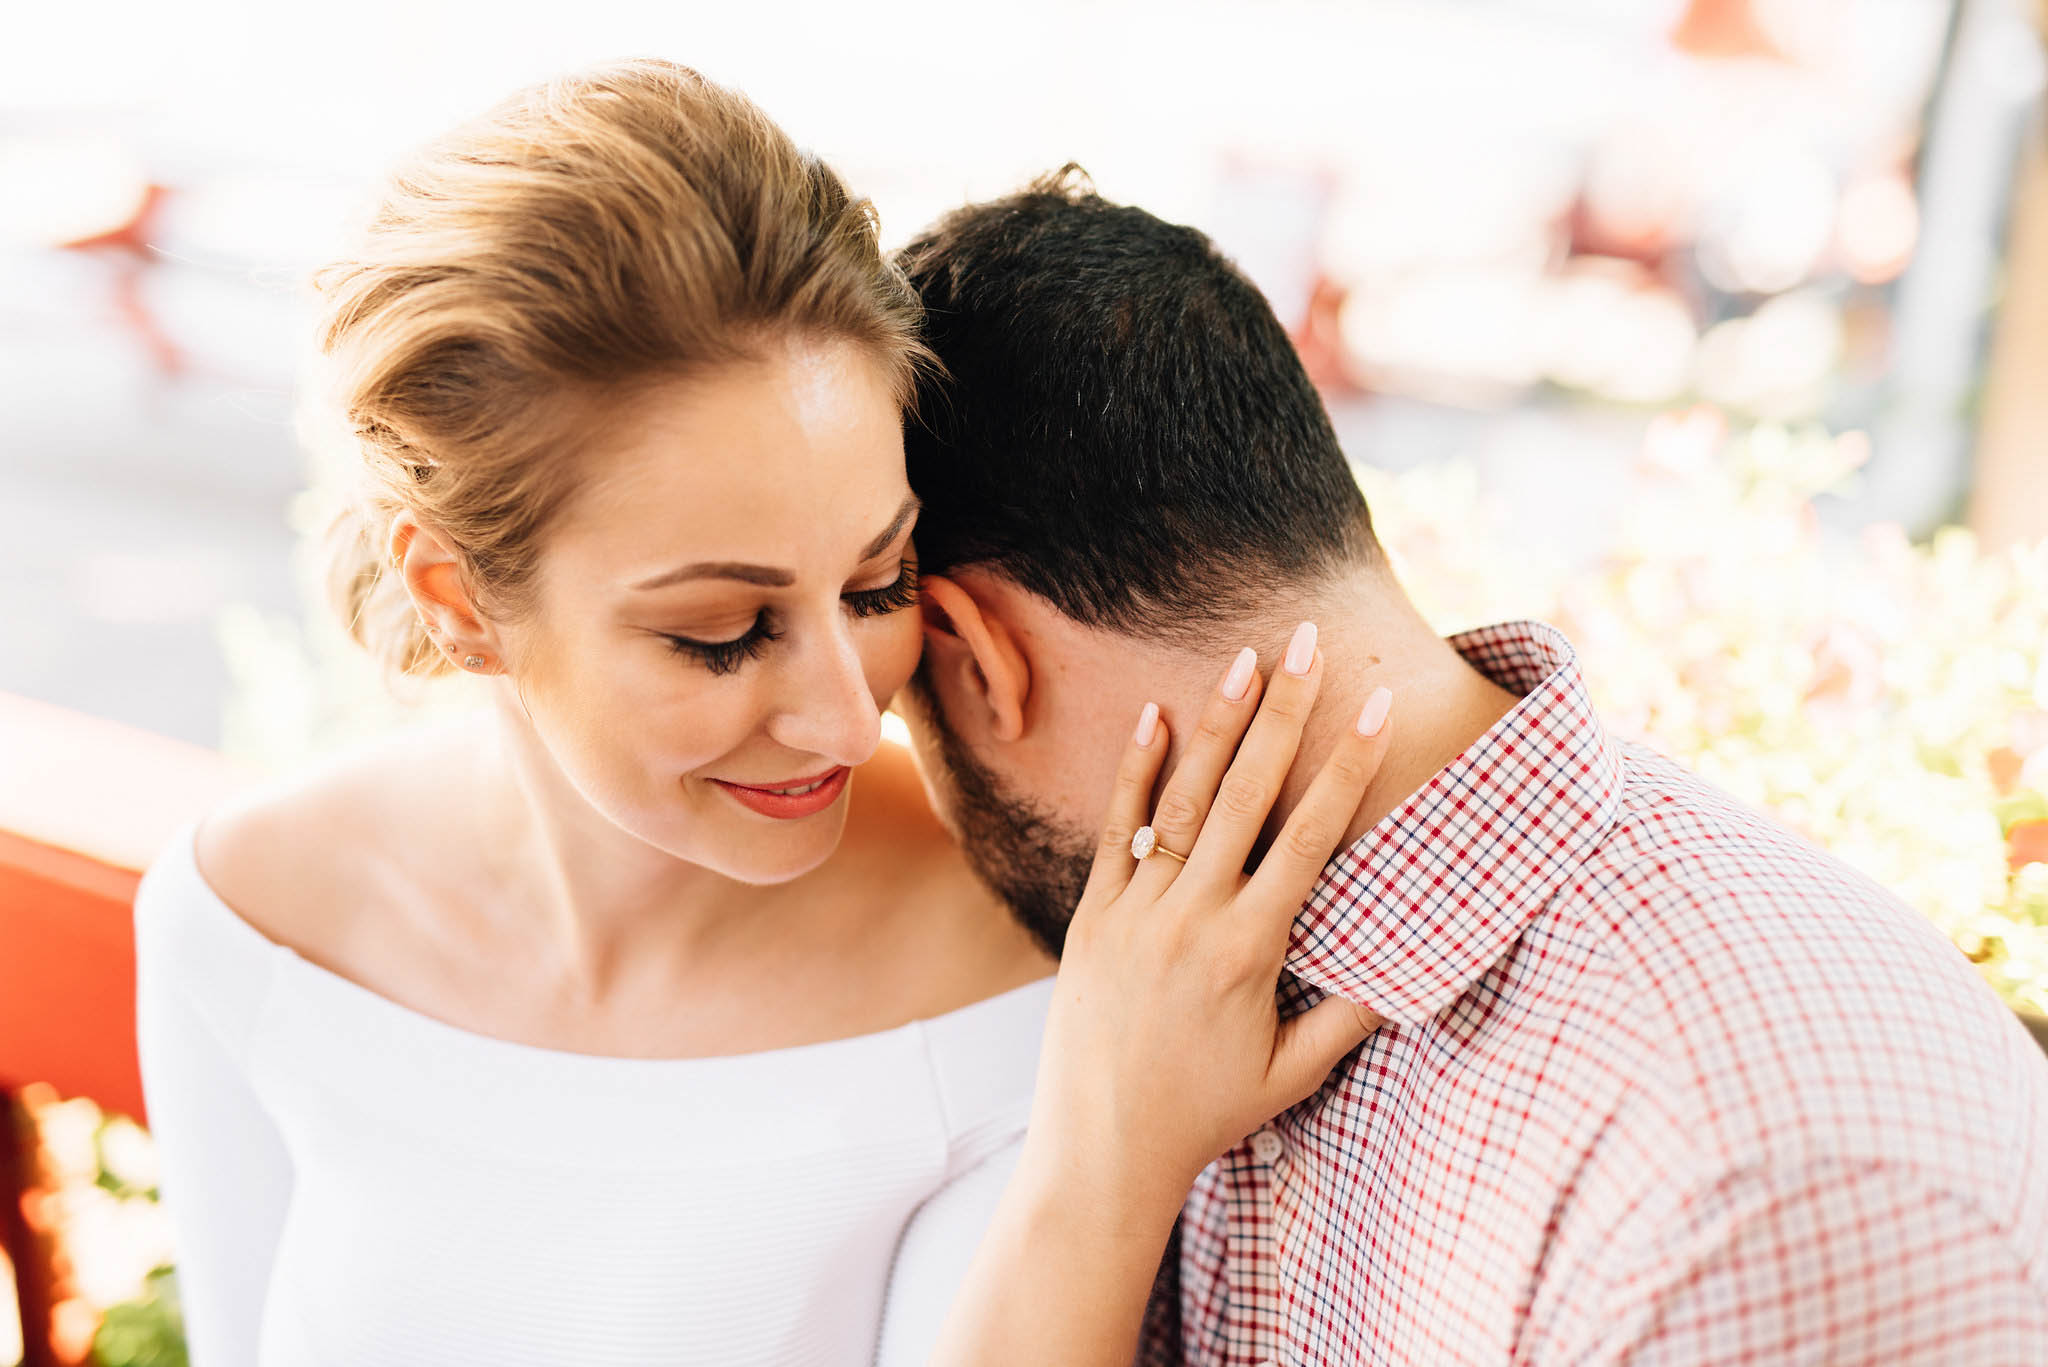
[709,766,850,820]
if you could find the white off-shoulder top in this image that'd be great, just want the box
[132,815,1053,1366]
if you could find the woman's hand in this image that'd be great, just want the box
[929,622,1393,1365]
[1023,621,1391,1219]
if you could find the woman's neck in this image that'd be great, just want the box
[466,694,773,1004]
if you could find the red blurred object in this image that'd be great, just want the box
[1565,192,1678,269]
[57,181,170,256]
[57,182,188,378]
[1670,0,1790,61]
[1292,273,1365,398]
[0,831,145,1121]
[2010,820,2048,873]
[2,834,145,1367]
[1,691,249,1367]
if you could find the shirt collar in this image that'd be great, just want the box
[1287,620,1626,1024]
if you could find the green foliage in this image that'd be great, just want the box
[91,1268,185,1367]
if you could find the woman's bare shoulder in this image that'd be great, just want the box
[192,715,483,955]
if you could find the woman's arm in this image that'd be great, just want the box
[931,635,1391,1364]
[134,864,296,1366]
[927,1152,1185,1364]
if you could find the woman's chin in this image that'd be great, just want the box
[696,803,852,886]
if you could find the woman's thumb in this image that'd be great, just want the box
[1267,994,1383,1112]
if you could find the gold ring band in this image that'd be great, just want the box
[1130,825,1188,864]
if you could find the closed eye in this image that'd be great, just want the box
[843,559,919,619]
[660,560,915,675]
[662,615,780,675]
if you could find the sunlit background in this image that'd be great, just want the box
[7,0,2042,752]
[5,2,2048,1364]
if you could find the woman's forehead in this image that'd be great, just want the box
[554,344,910,576]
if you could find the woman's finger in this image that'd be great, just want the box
[1242,687,1394,939]
[1262,992,1384,1116]
[1181,621,1326,886]
[1126,644,1266,896]
[1085,701,1173,901]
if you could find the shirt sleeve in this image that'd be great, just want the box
[1583,1158,2048,1366]
[133,846,296,1367]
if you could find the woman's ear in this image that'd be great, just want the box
[918,574,1030,743]
[389,515,501,659]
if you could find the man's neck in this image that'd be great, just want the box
[1260,576,1522,852]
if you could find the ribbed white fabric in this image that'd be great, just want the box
[132,815,1052,1367]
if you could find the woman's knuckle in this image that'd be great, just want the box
[1216,773,1270,821]
[1153,789,1203,831]
[1253,696,1302,725]
[1194,711,1240,748]
[1326,747,1373,789]
[1285,819,1339,863]
[1207,946,1263,994]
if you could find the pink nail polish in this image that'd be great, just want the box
[1221,647,1257,701]
[1356,687,1393,737]
[1284,621,1318,677]
[1135,701,1160,746]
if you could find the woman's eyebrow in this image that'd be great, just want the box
[629,495,920,592]
[856,494,921,561]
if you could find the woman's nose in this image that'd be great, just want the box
[763,620,882,766]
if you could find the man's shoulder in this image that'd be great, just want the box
[1553,739,2047,1187]
[1588,736,1945,958]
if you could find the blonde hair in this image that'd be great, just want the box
[311,59,928,679]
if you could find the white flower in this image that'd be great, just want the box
[1362,410,2048,1010]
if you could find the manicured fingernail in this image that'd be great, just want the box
[1283,621,1318,677]
[1356,687,1393,737]
[1135,701,1160,747]
[1221,647,1257,701]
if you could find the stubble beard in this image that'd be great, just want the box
[904,664,1096,959]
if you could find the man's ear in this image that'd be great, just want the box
[918,574,1030,743]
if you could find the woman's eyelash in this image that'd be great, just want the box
[843,560,920,618]
[662,562,917,675]
[663,615,781,675]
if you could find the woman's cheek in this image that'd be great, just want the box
[866,604,925,702]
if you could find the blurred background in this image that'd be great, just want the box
[4,1,2047,1363]
[5,0,2044,752]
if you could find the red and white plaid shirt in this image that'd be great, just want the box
[1142,620,2048,1366]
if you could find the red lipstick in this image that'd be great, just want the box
[710,766,850,820]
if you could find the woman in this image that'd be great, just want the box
[132,59,1384,1364]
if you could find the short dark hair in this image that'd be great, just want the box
[895,169,1376,639]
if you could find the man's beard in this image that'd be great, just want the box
[904,665,1096,958]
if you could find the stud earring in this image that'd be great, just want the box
[462,654,487,671]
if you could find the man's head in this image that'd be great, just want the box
[893,170,1384,953]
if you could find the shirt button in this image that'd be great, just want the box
[1249,1129,1284,1163]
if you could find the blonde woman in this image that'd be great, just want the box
[132,59,1378,1365]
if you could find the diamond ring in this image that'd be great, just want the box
[1130,825,1189,864]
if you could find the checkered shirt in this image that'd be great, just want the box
[1140,620,2048,1366]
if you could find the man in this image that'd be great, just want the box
[891,173,2048,1364]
